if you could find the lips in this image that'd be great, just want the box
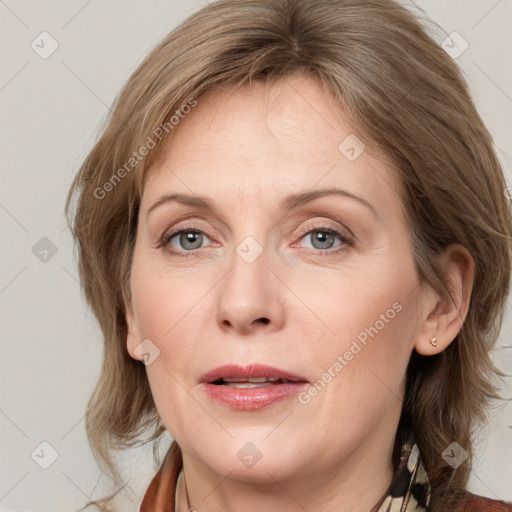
[200,364,309,410]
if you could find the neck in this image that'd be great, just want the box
[178,430,395,512]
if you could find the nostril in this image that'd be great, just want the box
[257,317,270,324]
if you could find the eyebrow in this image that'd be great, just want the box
[146,187,377,218]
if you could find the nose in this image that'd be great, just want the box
[215,242,285,336]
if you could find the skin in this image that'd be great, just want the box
[126,74,474,512]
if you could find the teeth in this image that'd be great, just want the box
[224,382,274,388]
[218,377,294,388]
[223,377,280,383]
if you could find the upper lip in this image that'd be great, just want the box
[200,364,309,383]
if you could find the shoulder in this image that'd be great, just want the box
[446,490,512,512]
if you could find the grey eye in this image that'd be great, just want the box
[173,231,207,250]
[303,230,339,250]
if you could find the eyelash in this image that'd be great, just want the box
[159,221,355,258]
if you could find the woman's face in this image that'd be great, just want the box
[127,75,432,486]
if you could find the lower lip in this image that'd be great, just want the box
[202,382,309,410]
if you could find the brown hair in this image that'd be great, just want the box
[66,0,512,510]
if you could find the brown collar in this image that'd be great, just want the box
[139,441,182,511]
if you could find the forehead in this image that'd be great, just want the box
[141,75,404,217]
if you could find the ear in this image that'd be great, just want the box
[125,298,143,361]
[414,244,475,356]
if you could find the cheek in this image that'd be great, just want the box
[130,251,214,343]
[291,258,419,353]
[295,259,421,417]
[301,286,419,443]
[129,252,215,388]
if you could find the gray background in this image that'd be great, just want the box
[1,0,511,510]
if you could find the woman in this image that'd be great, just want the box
[67,0,512,510]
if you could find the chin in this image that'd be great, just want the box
[187,434,306,482]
